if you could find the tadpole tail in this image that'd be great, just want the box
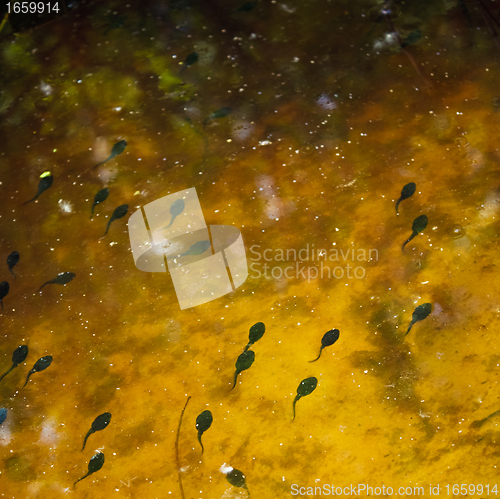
[22,194,39,205]
[470,409,500,429]
[104,220,112,236]
[309,347,323,363]
[0,299,3,310]
[0,363,15,382]
[231,370,239,390]
[22,370,33,388]
[9,268,16,279]
[402,231,416,251]
[405,320,416,336]
[82,429,92,451]
[39,282,49,290]
[198,433,204,455]
[395,197,402,215]
[292,395,300,421]
[244,484,250,498]
[243,342,252,353]
[74,471,90,487]
[93,160,106,170]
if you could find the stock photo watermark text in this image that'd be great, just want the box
[249,244,378,282]
[290,483,497,496]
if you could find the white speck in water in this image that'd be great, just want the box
[219,463,233,475]
[40,80,53,96]
[58,199,73,213]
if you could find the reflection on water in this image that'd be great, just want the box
[1,0,500,497]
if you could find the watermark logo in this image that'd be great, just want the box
[128,188,248,310]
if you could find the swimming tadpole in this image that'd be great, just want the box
[74,451,105,487]
[93,140,127,170]
[23,171,53,205]
[395,182,416,215]
[104,204,129,236]
[195,410,213,455]
[23,355,52,387]
[39,272,75,290]
[231,350,255,390]
[82,412,112,451]
[180,51,198,73]
[405,303,432,336]
[309,329,340,362]
[7,251,19,279]
[180,240,211,257]
[243,322,265,352]
[292,377,318,421]
[203,107,232,126]
[226,468,250,497]
[90,188,109,218]
[164,199,185,229]
[0,281,9,309]
[0,345,28,382]
[236,1,257,12]
[402,214,428,251]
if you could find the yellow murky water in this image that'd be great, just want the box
[1,0,500,498]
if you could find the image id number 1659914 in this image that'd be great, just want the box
[7,2,61,14]
[445,484,498,495]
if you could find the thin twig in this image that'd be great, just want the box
[0,12,9,35]
[384,8,432,89]
[175,396,191,499]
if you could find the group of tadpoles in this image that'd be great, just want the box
[0,345,107,487]
[174,323,344,498]
[0,344,53,387]
[371,0,500,89]
[21,139,129,237]
[395,182,433,335]
[171,224,437,496]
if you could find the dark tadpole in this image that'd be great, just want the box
[402,214,428,251]
[470,409,500,429]
[227,468,250,497]
[395,182,416,215]
[401,30,421,48]
[91,188,109,217]
[292,377,318,421]
[406,303,432,336]
[195,410,213,455]
[104,204,129,235]
[40,272,75,290]
[82,412,112,451]
[180,51,198,73]
[310,329,340,362]
[94,140,127,170]
[74,452,105,487]
[7,251,19,279]
[164,199,185,229]
[103,14,125,35]
[0,281,9,309]
[0,407,6,425]
[23,355,52,387]
[23,172,53,205]
[0,345,28,382]
[203,107,232,126]
[180,240,211,257]
[231,350,255,390]
[236,1,257,12]
[243,322,265,352]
